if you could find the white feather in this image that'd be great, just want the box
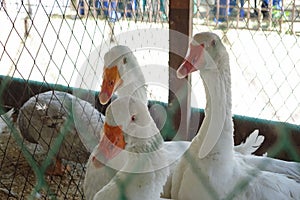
[234,129,264,155]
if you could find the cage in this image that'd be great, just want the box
[0,0,299,199]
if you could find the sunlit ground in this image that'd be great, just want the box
[0,7,299,124]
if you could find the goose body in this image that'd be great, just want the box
[84,137,188,199]
[172,32,300,199]
[0,108,14,134]
[84,45,266,199]
[93,96,169,200]
[18,91,104,174]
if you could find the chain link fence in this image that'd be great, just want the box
[192,0,300,124]
[0,0,299,199]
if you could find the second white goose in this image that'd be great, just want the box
[172,32,300,199]
[93,96,169,200]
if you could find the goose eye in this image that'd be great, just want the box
[123,57,127,64]
[211,39,216,47]
[131,115,136,121]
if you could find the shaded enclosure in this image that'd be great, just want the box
[0,0,299,199]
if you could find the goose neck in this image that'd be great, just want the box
[118,66,148,104]
[193,68,234,159]
[118,81,148,105]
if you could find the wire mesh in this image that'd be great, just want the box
[0,0,299,199]
[192,0,300,124]
[0,0,169,199]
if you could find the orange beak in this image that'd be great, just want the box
[99,66,123,105]
[92,122,126,168]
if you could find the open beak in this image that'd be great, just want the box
[176,43,205,79]
[99,66,123,105]
[176,59,198,79]
[92,122,126,168]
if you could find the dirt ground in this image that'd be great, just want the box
[0,126,86,200]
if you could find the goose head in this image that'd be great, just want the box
[99,45,145,105]
[92,96,162,168]
[176,32,227,79]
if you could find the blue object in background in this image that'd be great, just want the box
[95,0,101,16]
[103,0,109,16]
[110,1,121,21]
[213,0,246,21]
[217,0,229,22]
[261,0,282,18]
[141,0,146,13]
[103,0,121,22]
[229,0,245,17]
[79,0,85,15]
[125,0,137,18]
[263,0,282,9]
[160,0,165,13]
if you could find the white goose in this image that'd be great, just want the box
[172,32,300,199]
[84,45,189,199]
[93,96,169,200]
[18,91,104,175]
[84,45,265,199]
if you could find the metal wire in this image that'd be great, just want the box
[0,0,299,199]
